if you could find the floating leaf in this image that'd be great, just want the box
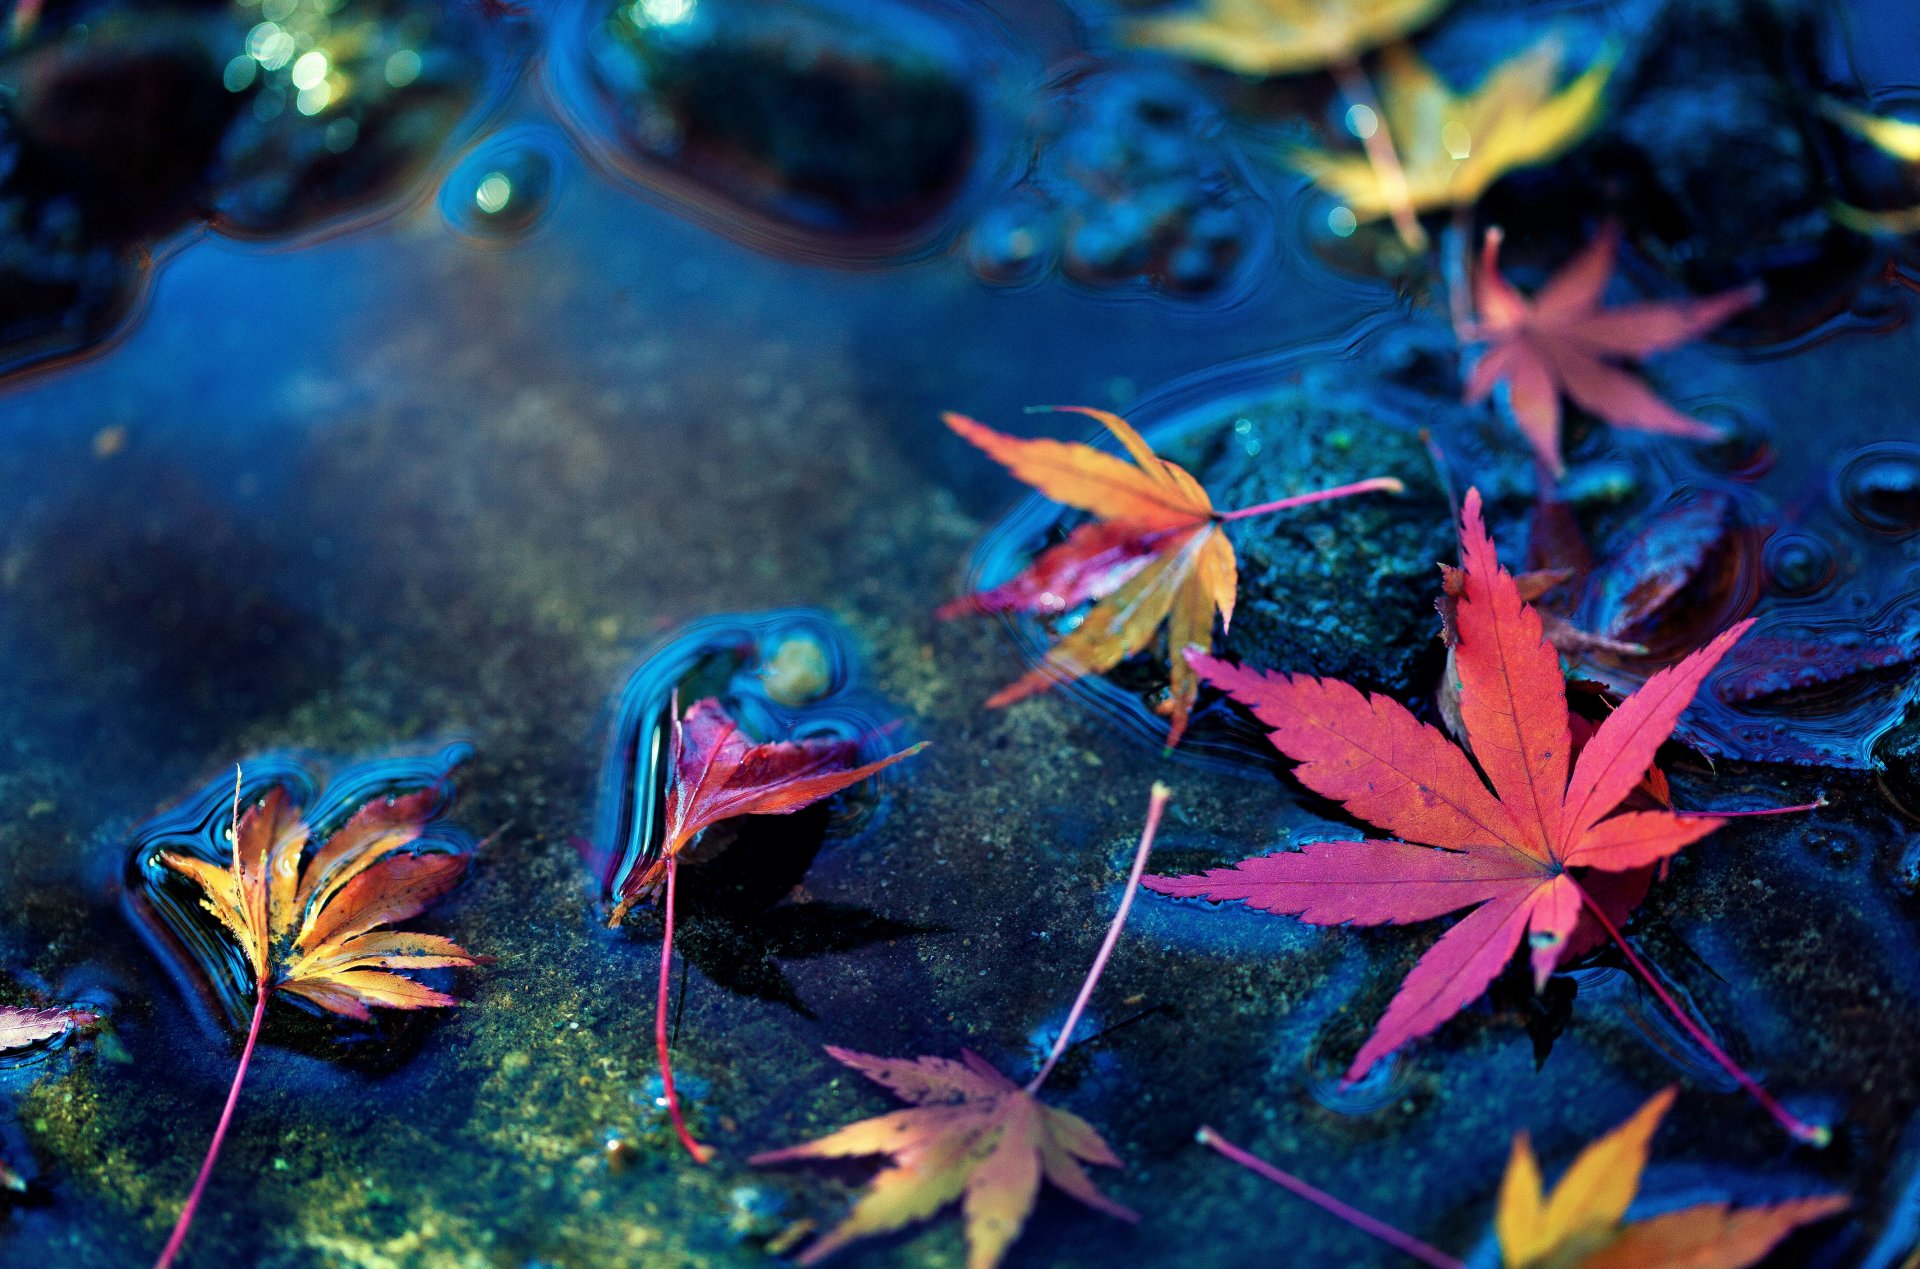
[1195,1088,1847,1269]
[1125,0,1452,77]
[942,407,1400,747]
[1286,37,1613,224]
[752,1047,1136,1269]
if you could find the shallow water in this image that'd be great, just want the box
[2,0,1920,1265]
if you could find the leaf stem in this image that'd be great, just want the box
[1565,875,1830,1146]
[1028,782,1170,1094]
[1217,476,1405,522]
[153,978,268,1269]
[1195,1126,1464,1269]
[656,853,714,1163]
[1328,59,1427,251]
[1681,796,1828,818]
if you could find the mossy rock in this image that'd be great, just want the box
[1164,380,1456,699]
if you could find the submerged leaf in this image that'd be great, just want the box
[1286,38,1613,224]
[1125,0,1452,76]
[1466,226,1758,477]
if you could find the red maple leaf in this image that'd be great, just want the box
[1465,226,1759,477]
[1146,488,1825,1142]
[612,696,926,1161]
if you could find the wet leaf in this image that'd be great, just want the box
[750,1047,1135,1269]
[751,784,1172,1265]
[1125,0,1452,77]
[1147,488,1743,1080]
[606,696,926,925]
[1821,98,1920,235]
[1286,37,1613,224]
[0,1005,98,1055]
[617,696,926,1162]
[1466,226,1759,477]
[942,407,1400,747]
[159,781,484,1022]
[1520,496,1916,713]
[1498,1088,1848,1268]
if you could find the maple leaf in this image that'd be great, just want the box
[752,784,1170,1268]
[0,1004,99,1056]
[1193,1088,1847,1269]
[1498,1088,1849,1269]
[611,696,926,1162]
[941,406,1401,748]
[1285,38,1613,226]
[1125,0,1452,77]
[751,1047,1136,1269]
[1821,98,1920,235]
[1501,494,1917,765]
[1466,225,1760,477]
[153,769,483,1268]
[1147,488,1827,1142]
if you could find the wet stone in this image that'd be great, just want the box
[1874,701,1920,816]
[574,0,976,241]
[1165,379,1455,698]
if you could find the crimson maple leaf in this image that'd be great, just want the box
[942,407,1400,747]
[1144,488,1826,1142]
[750,1047,1135,1269]
[1465,226,1759,477]
[610,696,925,1162]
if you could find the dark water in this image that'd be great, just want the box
[2,0,1920,1265]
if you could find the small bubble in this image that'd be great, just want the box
[1327,206,1358,238]
[440,129,562,243]
[1840,443,1920,535]
[1764,533,1837,597]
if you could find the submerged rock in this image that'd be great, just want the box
[967,67,1258,296]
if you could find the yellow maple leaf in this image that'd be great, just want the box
[1287,37,1614,224]
[1821,98,1920,234]
[1498,1088,1848,1269]
[1125,0,1453,77]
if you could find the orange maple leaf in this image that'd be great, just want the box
[1194,1087,1847,1269]
[753,784,1171,1268]
[942,406,1401,747]
[751,1047,1136,1269]
[1499,1089,1848,1269]
[153,771,482,1267]
[1465,226,1759,477]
